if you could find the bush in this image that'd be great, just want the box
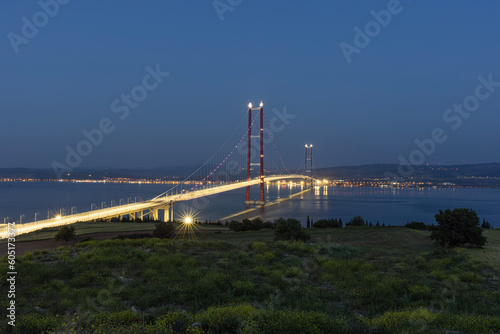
[404,221,429,230]
[481,219,491,229]
[55,226,76,242]
[114,233,153,240]
[274,218,310,242]
[313,218,342,228]
[227,218,274,232]
[14,314,58,334]
[346,216,365,227]
[78,236,94,243]
[430,208,486,248]
[152,222,175,239]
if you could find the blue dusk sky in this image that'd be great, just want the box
[1,0,499,169]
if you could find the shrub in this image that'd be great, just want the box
[274,218,310,242]
[114,233,153,240]
[14,314,58,334]
[196,304,261,333]
[369,308,437,331]
[346,216,365,227]
[263,310,348,334]
[152,222,175,239]
[405,221,428,230]
[313,218,342,228]
[430,208,486,247]
[481,219,492,229]
[227,218,273,232]
[78,236,94,243]
[55,226,76,242]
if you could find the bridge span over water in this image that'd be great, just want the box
[1,175,312,239]
[2,102,319,239]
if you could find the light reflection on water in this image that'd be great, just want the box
[0,182,499,228]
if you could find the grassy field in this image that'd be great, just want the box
[0,221,229,244]
[468,229,500,272]
[1,226,499,333]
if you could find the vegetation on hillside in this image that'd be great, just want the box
[431,208,487,248]
[54,226,76,242]
[2,226,500,333]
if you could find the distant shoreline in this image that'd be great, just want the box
[1,178,499,189]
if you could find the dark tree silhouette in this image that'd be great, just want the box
[152,222,175,239]
[55,226,76,242]
[481,219,491,229]
[274,218,310,242]
[430,208,486,247]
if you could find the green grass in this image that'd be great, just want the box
[1,221,227,243]
[200,226,434,254]
[467,229,500,272]
[1,226,499,333]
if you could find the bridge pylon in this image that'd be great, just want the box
[305,144,313,187]
[245,102,265,206]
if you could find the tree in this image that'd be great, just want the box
[312,218,341,228]
[306,216,310,229]
[227,218,272,232]
[481,219,491,229]
[55,226,76,242]
[274,218,310,242]
[430,208,486,248]
[348,216,365,227]
[152,222,175,239]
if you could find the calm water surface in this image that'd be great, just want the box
[0,182,499,228]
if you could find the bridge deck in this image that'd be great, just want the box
[1,175,312,238]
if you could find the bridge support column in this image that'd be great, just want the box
[151,209,159,221]
[305,144,313,188]
[246,102,265,206]
[157,207,170,222]
[259,103,265,205]
[166,207,171,222]
[310,145,313,188]
[246,104,252,203]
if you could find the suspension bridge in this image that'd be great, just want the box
[1,102,317,239]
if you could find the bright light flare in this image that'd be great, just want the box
[55,215,62,220]
[175,205,201,240]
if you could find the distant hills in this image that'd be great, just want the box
[1,163,499,186]
[315,163,500,179]
[0,166,201,180]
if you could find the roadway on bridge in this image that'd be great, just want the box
[1,175,312,239]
